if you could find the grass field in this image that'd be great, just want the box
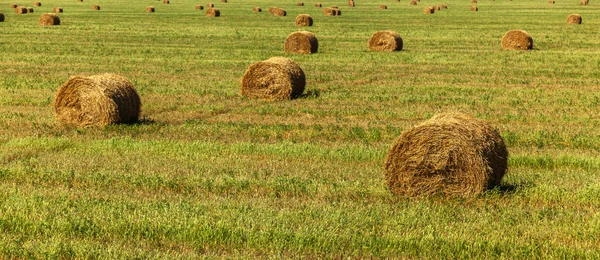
[2,0,600,258]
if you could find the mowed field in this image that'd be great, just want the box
[2,0,600,258]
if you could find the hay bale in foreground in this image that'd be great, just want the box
[206,8,220,17]
[34,2,41,6]
[0,13,4,22]
[424,6,434,13]
[53,7,63,13]
[284,31,318,54]
[567,14,582,24]
[92,5,100,10]
[269,7,286,16]
[470,6,478,11]
[14,6,26,14]
[39,13,60,25]
[196,4,204,10]
[384,112,508,198]
[240,57,306,101]
[380,4,387,9]
[252,7,261,12]
[53,74,142,127]
[369,30,403,51]
[501,30,533,50]
[146,6,155,12]
[295,14,313,26]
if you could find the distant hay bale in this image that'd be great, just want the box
[441,4,447,9]
[331,5,338,8]
[252,7,261,12]
[53,74,142,127]
[580,0,588,5]
[384,112,508,198]
[34,2,41,6]
[92,5,100,10]
[424,6,434,14]
[295,14,313,26]
[548,0,554,3]
[14,6,26,14]
[369,30,403,52]
[470,6,478,11]
[315,3,322,7]
[380,4,387,9]
[53,7,63,13]
[221,0,227,2]
[269,7,286,16]
[196,4,204,10]
[27,7,34,13]
[10,4,18,8]
[163,0,169,4]
[241,57,305,101]
[348,1,355,7]
[0,13,4,22]
[146,6,155,12]
[334,8,342,15]
[410,1,418,5]
[322,7,337,15]
[206,8,220,16]
[298,2,304,6]
[471,0,477,3]
[501,30,533,50]
[435,5,441,10]
[567,14,582,24]
[39,13,60,25]
[207,3,214,7]
[284,31,318,54]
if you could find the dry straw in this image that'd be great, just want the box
[206,8,220,17]
[380,4,387,9]
[384,112,508,198]
[322,7,336,15]
[240,57,306,101]
[424,6,435,13]
[315,3,322,7]
[196,4,204,10]
[39,13,60,25]
[284,31,318,54]
[146,6,155,12]
[501,30,533,50]
[0,13,4,22]
[53,74,141,127]
[27,7,34,13]
[470,6,478,11]
[567,14,582,24]
[34,2,41,6]
[14,6,26,14]
[441,4,447,9]
[54,7,63,13]
[298,2,304,6]
[369,30,403,51]
[92,5,100,10]
[295,14,313,26]
[269,7,286,16]
[252,7,261,12]
[348,1,355,7]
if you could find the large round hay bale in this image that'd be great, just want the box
[315,3,322,7]
[424,6,434,13]
[269,7,286,16]
[322,7,336,15]
[0,13,4,22]
[295,14,313,26]
[27,7,34,13]
[39,13,60,25]
[284,31,318,54]
[34,2,41,6]
[196,4,204,10]
[380,4,387,9]
[53,74,142,127]
[146,6,155,12]
[10,4,18,8]
[14,6,26,14]
[369,30,403,52]
[206,8,220,17]
[53,7,63,13]
[501,30,533,50]
[240,57,306,101]
[567,14,582,24]
[384,112,508,198]
[298,2,304,6]
[252,6,261,12]
[470,6,478,11]
[92,5,100,10]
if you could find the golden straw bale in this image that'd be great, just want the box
[348,1,355,7]
[410,1,417,5]
[269,7,286,16]
[369,30,403,52]
[322,7,336,15]
[146,6,155,12]
[284,31,318,54]
[298,2,304,6]
[27,7,34,13]
[196,4,204,10]
[470,6,478,11]
[441,4,447,9]
[252,6,261,12]
[380,4,387,9]
[501,30,533,50]
[92,5,100,10]
[34,2,41,6]
[14,6,27,14]
[207,3,214,7]
[10,4,18,8]
[384,112,508,198]
[39,13,60,25]
[295,14,313,26]
[548,0,554,3]
[163,0,169,4]
[240,57,306,101]
[471,0,477,3]
[424,6,435,14]
[567,14,582,24]
[315,3,322,7]
[580,0,588,5]
[53,74,142,127]
[53,7,63,13]
[206,8,220,16]
[221,0,227,2]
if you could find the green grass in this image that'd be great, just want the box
[2,0,600,257]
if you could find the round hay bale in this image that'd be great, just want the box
[580,0,588,5]
[322,7,336,15]
[441,4,447,9]
[435,5,441,10]
[380,4,387,9]
[368,30,403,52]
[548,0,554,3]
[27,7,34,13]
[39,13,60,25]
[53,74,142,127]
[284,31,318,54]
[196,4,204,10]
[348,1,355,7]
[384,112,508,198]
[92,5,100,10]
[567,14,582,24]
[470,6,478,11]
[14,6,26,14]
[269,7,286,16]
[501,30,533,50]
[410,1,417,5]
[206,8,220,17]
[335,8,342,15]
[295,14,313,26]
[10,4,18,8]
[207,3,214,7]
[163,0,169,4]
[424,6,434,14]
[298,2,304,6]
[146,6,155,12]
[53,7,63,13]
[221,0,227,2]
[0,13,4,22]
[315,3,322,7]
[471,0,477,3]
[252,6,261,12]
[34,2,41,6]
[241,57,305,101]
